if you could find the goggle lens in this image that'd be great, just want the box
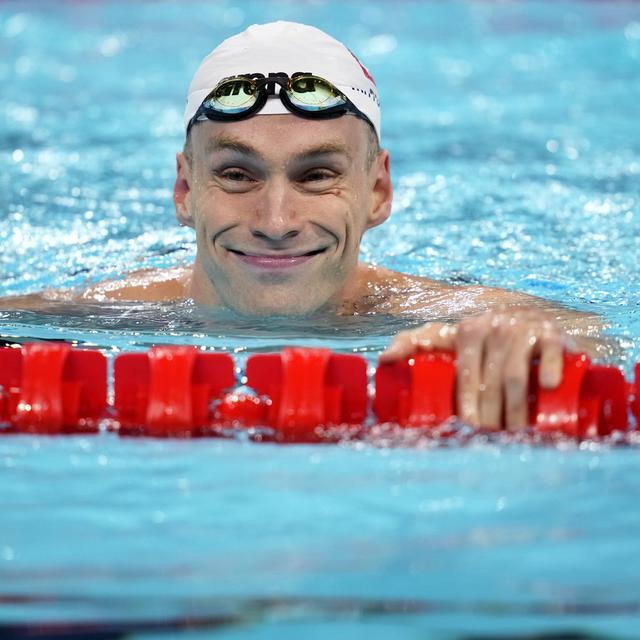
[288,76,346,111]
[206,78,258,113]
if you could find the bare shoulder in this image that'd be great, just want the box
[350,263,462,314]
[355,263,599,321]
[365,266,530,308]
[79,266,192,302]
[0,266,192,311]
[357,263,446,290]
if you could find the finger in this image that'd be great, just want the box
[504,330,538,431]
[478,317,512,430]
[420,323,457,350]
[379,324,456,363]
[538,326,564,389]
[379,329,419,363]
[455,316,490,427]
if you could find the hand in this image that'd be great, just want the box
[380,310,570,430]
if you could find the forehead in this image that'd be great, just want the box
[189,114,370,163]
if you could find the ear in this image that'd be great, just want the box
[365,150,393,230]
[174,152,195,228]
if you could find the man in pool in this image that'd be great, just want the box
[2,22,606,430]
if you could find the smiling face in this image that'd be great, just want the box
[173,114,392,315]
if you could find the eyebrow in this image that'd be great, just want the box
[204,136,259,159]
[293,142,352,164]
[203,135,352,164]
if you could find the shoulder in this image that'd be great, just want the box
[351,263,542,316]
[347,263,457,314]
[79,266,192,302]
[364,265,449,291]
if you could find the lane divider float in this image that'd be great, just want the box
[0,343,637,442]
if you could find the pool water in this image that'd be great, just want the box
[1,1,640,638]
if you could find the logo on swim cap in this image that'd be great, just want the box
[348,49,376,86]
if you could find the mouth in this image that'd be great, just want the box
[226,248,327,270]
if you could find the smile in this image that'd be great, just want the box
[226,248,327,270]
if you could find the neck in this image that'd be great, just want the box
[187,257,223,306]
[187,255,377,314]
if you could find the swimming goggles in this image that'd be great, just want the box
[186,73,375,134]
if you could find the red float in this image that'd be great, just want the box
[113,346,235,437]
[631,363,640,428]
[0,342,106,434]
[531,354,628,437]
[375,350,629,437]
[245,347,368,441]
[374,349,456,427]
[0,343,634,441]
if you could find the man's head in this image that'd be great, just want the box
[173,22,393,315]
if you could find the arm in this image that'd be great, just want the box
[78,267,191,303]
[380,284,616,431]
[0,267,191,310]
[0,290,74,311]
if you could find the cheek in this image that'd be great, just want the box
[191,191,232,234]
[342,196,371,237]
[191,208,222,254]
[321,189,365,226]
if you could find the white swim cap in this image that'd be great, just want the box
[184,21,381,139]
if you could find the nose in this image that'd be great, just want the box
[250,177,302,242]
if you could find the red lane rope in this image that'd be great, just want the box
[0,343,636,442]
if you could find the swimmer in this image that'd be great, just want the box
[1,22,608,430]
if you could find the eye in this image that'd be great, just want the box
[218,168,255,182]
[300,169,337,182]
[212,167,260,192]
[296,168,341,193]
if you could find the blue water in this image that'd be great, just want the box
[1,0,640,637]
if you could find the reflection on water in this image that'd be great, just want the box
[0,300,426,353]
[0,296,629,369]
[2,434,640,639]
[0,593,630,639]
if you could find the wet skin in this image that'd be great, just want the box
[174,115,393,316]
[0,115,608,430]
